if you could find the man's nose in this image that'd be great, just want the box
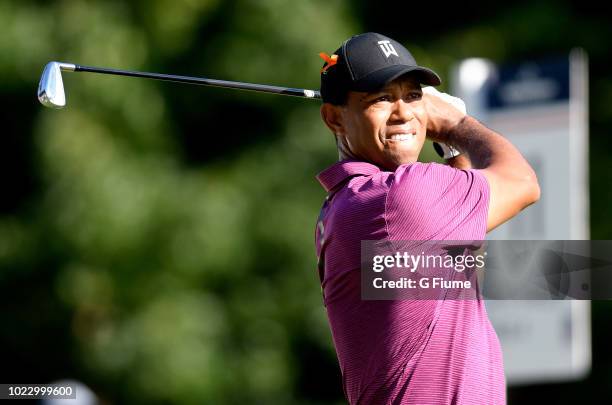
[389,99,415,122]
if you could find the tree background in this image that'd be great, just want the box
[1,0,610,403]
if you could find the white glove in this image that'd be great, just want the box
[422,86,467,115]
[422,86,466,159]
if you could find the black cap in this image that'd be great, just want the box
[320,32,441,104]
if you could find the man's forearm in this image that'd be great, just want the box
[445,115,540,232]
[446,116,532,177]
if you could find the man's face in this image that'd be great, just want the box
[329,76,428,170]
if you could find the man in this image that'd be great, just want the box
[314,32,540,404]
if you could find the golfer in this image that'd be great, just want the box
[315,33,540,404]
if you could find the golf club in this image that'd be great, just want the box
[37,61,322,108]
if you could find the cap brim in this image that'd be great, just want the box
[352,64,441,92]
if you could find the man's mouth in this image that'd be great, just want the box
[384,131,417,143]
[388,134,415,141]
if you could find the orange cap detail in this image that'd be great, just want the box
[319,52,338,74]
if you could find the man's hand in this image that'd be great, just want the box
[422,86,466,143]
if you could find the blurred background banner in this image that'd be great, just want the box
[1,1,611,404]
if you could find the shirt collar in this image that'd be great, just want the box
[316,159,381,192]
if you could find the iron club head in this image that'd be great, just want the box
[37,62,75,108]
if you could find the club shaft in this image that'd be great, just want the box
[70,64,321,99]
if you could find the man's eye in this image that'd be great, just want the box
[409,92,422,100]
[376,95,391,102]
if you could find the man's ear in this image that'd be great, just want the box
[320,103,346,136]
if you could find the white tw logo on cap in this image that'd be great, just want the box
[377,40,398,58]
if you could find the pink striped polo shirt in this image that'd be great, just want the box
[315,159,505,405]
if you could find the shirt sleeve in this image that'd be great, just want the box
[385,162,490,240]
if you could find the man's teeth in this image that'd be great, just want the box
[388,133,415,141]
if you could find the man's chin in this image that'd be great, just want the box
[381,154,418,171]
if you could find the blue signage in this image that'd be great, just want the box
[486,56,570,110]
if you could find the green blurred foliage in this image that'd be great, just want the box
[1,0,611,404]
[1,0,353,403]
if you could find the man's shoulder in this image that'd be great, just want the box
[392,161,457,181]
[338,162,460,199]
[391,161,484,190]
[385,163,490,239]
[386,161,488,208]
